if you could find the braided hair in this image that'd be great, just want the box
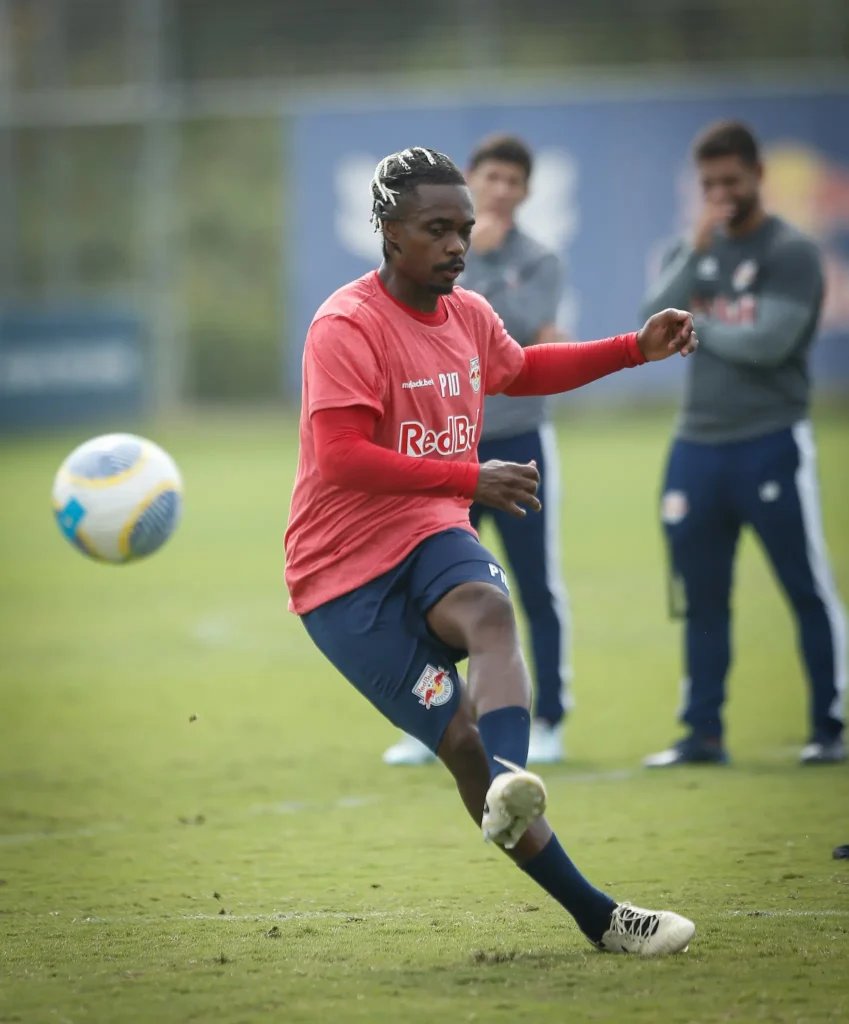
[369,147,466,256]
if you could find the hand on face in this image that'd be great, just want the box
[693,197,735,252]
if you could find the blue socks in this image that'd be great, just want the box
[477,705,614,942]
[522,835,616,943]
[477,705,531,778]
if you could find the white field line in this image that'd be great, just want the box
[546,769,635,784]
[0,796,382,846]
[1,775,638,846]
[25,908,849,926]
[74,910,402,925]
[725,910,849,918]
[0,824,123,847]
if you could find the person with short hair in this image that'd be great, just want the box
[642,121,847,768]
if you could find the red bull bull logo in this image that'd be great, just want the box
[412,664,454,709]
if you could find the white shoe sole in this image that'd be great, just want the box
[482,761,547,849]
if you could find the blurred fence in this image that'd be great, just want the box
[1,0,848,424]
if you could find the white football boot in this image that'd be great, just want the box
[799,738,846,765]
[595,902,695,956]
[382,732,437,766]
[526,719,565,765]
[481,758,547,849]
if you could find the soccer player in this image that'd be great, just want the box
[641,121,847,768]
[383,134,571,767]
[286,146,698,954]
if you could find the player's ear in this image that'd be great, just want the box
[382,218,403,256]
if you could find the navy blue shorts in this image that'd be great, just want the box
[301,528,510,754]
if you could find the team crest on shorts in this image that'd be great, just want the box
[661,490,689,525]
[759,480,781,502]
[413,664,453,709]
[469,356,481,394]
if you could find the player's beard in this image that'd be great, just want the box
[729,192,758,228]
[429,260,464,295]
[427,280,456,295]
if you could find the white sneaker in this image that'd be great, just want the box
[481,758,547,849]
[799,739,846,765]
[595,902,695,956]
[527,719,565,764]
[382,733,437,766]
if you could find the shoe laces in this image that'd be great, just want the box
[610,902,660,940]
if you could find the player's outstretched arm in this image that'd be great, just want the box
[502,309,698,398]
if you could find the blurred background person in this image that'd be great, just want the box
[641,121,847,768]
[381,135,572,767]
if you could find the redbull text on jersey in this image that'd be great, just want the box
[398,415,477,458]
[694,295,757,326]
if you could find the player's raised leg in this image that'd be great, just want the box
[430,588,694,955]
[428,578,542,844]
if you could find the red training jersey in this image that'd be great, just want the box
[285,270,525,614]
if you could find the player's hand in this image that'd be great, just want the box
[693,198,734,252]
[637,309,699,361]
[475,460,541,518]
[471,213,511,255]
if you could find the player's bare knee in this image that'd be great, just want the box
[466,584,516,648]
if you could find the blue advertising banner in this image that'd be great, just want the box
[0,309,148,431]
[287,84,849,401]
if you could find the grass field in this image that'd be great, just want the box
[1,407,848,1024]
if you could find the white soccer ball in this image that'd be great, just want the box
[52,433,183,564]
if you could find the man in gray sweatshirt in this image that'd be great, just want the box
[382,135,571,766]
[642,120,846,767]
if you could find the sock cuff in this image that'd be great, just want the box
[478,705,531,727]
